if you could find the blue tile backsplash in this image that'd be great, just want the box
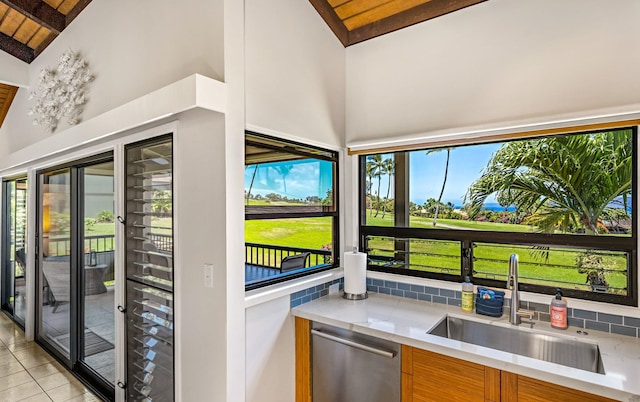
[290,276,639,338]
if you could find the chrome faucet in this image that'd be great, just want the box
[508,254,534,325]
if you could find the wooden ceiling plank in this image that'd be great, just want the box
[0,84,17,128]
[32,23,54,57]
[43,0,64,9]
[0,31,33,62]
[0,3,9,16]
[13,16,39,44]
[327,0,351,7]
[308,0,349,47]
[348,0,487,45]
[64,0,90,25]
[344,0,431,30]
[0,0,65,34]
[335,0,393,20]
[57,0,79,15]
[0,9,25,37]
[27,24,48,48]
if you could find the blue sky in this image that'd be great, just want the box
[245,159,333,200]
[408,142,502,206]
[245,143,503,205]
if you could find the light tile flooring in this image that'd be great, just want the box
[0,313,103,401]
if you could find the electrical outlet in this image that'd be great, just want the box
[329,283,339,295]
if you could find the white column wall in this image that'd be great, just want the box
[173,109,230,401]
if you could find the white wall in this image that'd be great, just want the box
[173,109,231,401]
[245,0,345,148]
[0,52,28,87]
[345,0,640,143]
[246,296,295,402]
[0,0,224,157]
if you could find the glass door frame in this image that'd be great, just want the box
[1,176,28,328]
[36,152,115,401]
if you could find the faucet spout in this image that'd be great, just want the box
[508,253,534,325]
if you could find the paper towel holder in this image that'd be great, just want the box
[342,290,368,300]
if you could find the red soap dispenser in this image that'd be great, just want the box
[550,288,568,329]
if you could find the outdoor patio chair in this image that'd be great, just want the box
[280,252,310,272]
[42,261,70,313]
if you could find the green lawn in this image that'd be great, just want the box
[248,211,628,294]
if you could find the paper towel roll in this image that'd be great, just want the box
[343,251,367,296]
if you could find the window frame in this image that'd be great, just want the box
[244,131,340,291]
[359,128,638,306]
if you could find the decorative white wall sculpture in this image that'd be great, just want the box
[29,49,94,132]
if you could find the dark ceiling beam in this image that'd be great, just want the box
[0,0,65,34]
[0,31,34,63]
[308,0,349,47]
[65,0,91,25]
[349,0,488,46]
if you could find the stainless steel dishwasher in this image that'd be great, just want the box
[311,322,401,402]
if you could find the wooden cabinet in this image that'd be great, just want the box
[403,345,616,402]
[501,371,616,402]
[402,346,500,402]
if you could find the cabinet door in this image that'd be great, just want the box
[502,372,618,402]
[125,135,174,401]
[407,348,499,402]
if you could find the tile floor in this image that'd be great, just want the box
[0,313,102,401]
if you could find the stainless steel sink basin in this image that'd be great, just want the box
[428,316,605,374]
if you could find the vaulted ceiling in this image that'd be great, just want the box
[309,0,486,46]
[0,0,485,128]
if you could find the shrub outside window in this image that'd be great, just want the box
[245,132,339,290]
[360,128,636,306]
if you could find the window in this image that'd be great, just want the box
[360,128,637,305]
[245,132,339,290]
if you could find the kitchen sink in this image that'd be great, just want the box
[428,316,605,374]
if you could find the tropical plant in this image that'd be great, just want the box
[275,163,293,194]
[368,155,387,217]
[152,190,172,213]
[381,158,395,219]
[466,131,632,235]
[246,164,259,205]
[95,210,114,223]
[575,251,612,291]
[426,147,451,227]
[365,158,376,217]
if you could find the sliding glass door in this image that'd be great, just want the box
[37,155,115,400]
[1,177,28,326]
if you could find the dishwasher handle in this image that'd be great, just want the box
[311,329,396,359]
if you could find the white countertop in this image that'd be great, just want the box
[291,292,640,401]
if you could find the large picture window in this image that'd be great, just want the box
[245,132,339,290]
[360,128,636,305]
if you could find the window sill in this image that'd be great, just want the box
[244,267,343,309]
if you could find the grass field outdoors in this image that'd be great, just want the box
[245,210,627,293]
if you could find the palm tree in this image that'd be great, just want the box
[245,164,259,205]
[466,130,632,235]
[367,155,386,217]
[275,163,293,194]
[365,158,376,217]
[381,158,394,219]
[425,148,451,226]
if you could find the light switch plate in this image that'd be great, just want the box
[204,264,214,288]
